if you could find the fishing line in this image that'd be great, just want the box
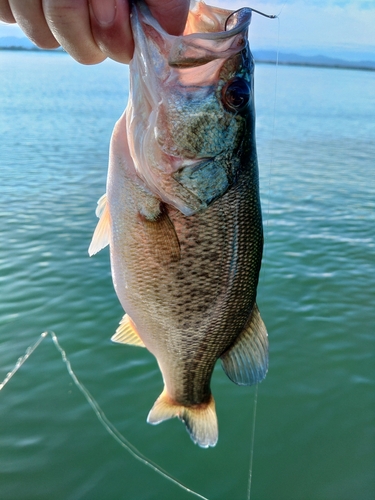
[246,6,282,500]
[246,384,259,500]
[0,331,48,391]
[262,6,282,238]
[264,11,281,235]
[0,331,209,500]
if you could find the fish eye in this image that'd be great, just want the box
[222,78,251,112]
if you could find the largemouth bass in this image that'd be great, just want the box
[89,0,268,448]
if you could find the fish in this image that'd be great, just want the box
[89,0,268,448]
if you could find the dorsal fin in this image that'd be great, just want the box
[88,194,111,256]
[111,314,146,347]
[220,304,268,385]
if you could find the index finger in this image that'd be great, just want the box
[43,0,106,64]
[89,0,190,64]
[0,0,16,22]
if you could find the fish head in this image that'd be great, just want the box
[127,1,255,215]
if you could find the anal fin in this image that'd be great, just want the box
[147,389,218,448]
[111,313,146,347]
[220,303,268,386]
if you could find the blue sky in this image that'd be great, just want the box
[1,0,374,60]
[211,0,375,59]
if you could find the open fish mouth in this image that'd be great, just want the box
[168,6,253,68]
[132,1,253,69]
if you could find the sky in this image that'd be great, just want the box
[1,0,374,61]
[209,0,375,60]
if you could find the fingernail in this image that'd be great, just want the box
[90,0,117,26]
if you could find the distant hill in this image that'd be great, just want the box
[253,50,375,71]
[0,36,38,49]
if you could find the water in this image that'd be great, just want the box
[0,51,374,500]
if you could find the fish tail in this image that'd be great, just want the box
[147,389,218,448]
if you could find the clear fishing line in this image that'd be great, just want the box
[0,331,48,391]
[0,331,209,500]
[246,6,282,500]
[246,384,259,500]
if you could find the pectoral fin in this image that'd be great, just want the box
[88,194,111,256]
[139,206,181,265]
[111,313,146,347]
[220,304,268,385]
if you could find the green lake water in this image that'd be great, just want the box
[0,51,374,499]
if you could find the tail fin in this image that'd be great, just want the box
[147,389,218,448]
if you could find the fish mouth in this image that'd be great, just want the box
[132,2,252,69]
[168,4,252,68]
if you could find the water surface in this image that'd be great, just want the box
[0,51,374,500]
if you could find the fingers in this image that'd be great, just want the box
[89,0,133,64]
[0,1,16,23]
[43,0,106,64]
[8,0,134,64]
[0,0,190,65]
[6,0,59,49]
[88,0,190,64]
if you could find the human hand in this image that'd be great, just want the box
[0,0,189,64]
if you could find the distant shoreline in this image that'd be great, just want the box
[1,46,375,72]
[256,59,375,72]
[0,46,64,53]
